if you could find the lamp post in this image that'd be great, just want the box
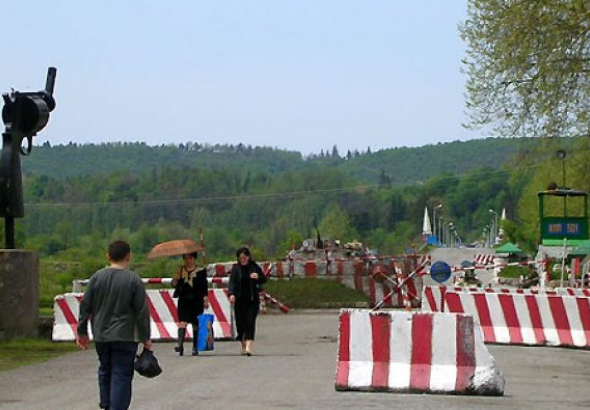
[489,209,498,246]
[557,149,567,216]
[448,222,454,248]
[483,225,490,248]
[432,204,442,245]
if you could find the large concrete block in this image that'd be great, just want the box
[335,309,505,395]
[0,250,39,339]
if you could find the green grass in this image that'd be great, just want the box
[264,278,371,309]
[0,338,77,372]
[498,265,530,279]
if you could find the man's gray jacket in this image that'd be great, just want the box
[77,267,151,343]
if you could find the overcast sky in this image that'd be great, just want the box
[1,0,485,155]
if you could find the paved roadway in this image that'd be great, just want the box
[1,311,590,409]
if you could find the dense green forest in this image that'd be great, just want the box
[2,136,588,266]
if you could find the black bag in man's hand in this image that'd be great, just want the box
[134,348,162,378]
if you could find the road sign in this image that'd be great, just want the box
[430,261,452,283]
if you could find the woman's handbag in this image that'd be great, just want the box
[134,348,162,378]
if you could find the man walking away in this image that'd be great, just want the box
[76,240,152,410]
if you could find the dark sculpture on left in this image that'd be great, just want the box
[0,68,57,248]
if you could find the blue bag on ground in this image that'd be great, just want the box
[197,313,215,351]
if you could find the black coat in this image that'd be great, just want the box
[228,262,266,303]
[173,267,208,322]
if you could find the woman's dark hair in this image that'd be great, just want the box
[236,247,252,260]
[182,252,198,259]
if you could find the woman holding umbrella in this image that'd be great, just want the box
[228,247,266,356]
[171,252,209,356]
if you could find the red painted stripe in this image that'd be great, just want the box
[455,315,476,391]
[424,288,438,312]
[575,298,590,345]
[473,294,496,343]
[354,262,364,275]
[567,288,575,296]
[276,263,284,278]
[410,314,433,390]
[215,264,226,277]
[57,297,79,337]
[208,290,231,338]
[524,295,545,344]
[548,296,574,346]
[354,273,364,294]
[370,314,391,389]
[304,261,317,277]
[498,294,523,344]
[405,278,418,302]
[381,282,392,308]
[444,292,465,314]
[335,312,351,389]
[147,293,171,339]
[368,276,376,306]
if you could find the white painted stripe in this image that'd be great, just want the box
[563,297,586,347]
[485,294,510,343]
[459,293,479,324]
[512,294,537,345]
[148,291,177,339]
[388,311,412,389]
[430,313,458,391]
[348,310,373,388]
[536,295,559,345]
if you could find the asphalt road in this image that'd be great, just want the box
[1,311,590,410]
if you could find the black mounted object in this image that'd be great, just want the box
[0,67,57,248]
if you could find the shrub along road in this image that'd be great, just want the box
[0,311,589,409]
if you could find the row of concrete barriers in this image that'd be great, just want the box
[422,286,590,347]
[53,289,234,342]
[335,285,590,395]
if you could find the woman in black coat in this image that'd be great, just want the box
[228,247,266,356]
[172,252,209,356]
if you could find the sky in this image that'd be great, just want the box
[0,0,484,155]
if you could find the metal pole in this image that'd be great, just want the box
[432,207,437,243]
[5,216,14,249]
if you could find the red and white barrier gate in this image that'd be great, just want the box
[422,287,590,348]
[53,289,233,342]
[335,309,504,395]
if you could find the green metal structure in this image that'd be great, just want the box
[538,188,589,246]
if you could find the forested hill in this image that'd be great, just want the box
[24,137,540,185]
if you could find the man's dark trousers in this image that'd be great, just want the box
[95,342,138,410]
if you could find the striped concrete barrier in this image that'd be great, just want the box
[335,309,504,395]
[53,289,233,342]
[422,286,589,312]
[426,289,590,347]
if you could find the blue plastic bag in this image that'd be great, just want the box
[197,314,215,351]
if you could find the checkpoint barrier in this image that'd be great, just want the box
[53,289,233,342]
[72,277,229,293]
[335,309,504,395]
[422,286,590,348]
[422,286,590,313]
[204,257,429,309]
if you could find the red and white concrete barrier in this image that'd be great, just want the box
[53,289,233,342]
[335,309,504,395]
[422,286,590,313]
[426,289,590,347]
